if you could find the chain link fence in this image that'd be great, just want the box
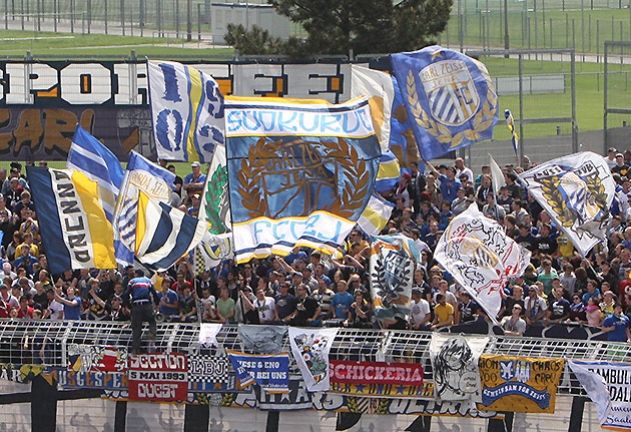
[441,0,631,61]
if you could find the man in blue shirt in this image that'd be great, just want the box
[125,269,158,354]
[426,162,461,204]
[54,286,81,320]
[602,303,631,342]
[331,280,354,321]
[183,161,206,197]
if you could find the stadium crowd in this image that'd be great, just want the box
[1,149,631,343]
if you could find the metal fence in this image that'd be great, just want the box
[441,0,631,58]
[0,319,629,398]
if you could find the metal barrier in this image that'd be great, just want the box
[1,319,629,397]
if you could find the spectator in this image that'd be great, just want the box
[126,270,158,354]
[54,286,81,320]
[178,286,197,322]
[582,279,602,306]
[289,284,321,327]
[537,260,558,296]
[158,285,180,322]
[183,161,206,197]
[431,293,454,329]
[215,286,235,324]
[311,277,334,320]
[458,291,479,323]
[585,297,603,328]
[568,294,586,322]
[345,290,371,329]
[501,304,526,336]
[331,280,354,322]
[276,281,297,323]
[253,287,277,324]
[546,286,570,323]
[600,291,616,316]
[602,303,630,342]
[410,288,431,330]
[524,285,547,326]
[236,286,259,324]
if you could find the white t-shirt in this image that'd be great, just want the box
[255,297,276,323]
[410,298,431,328]
[48,300,64,320]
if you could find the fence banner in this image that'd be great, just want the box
[127,353,188,403]
[288,327,339,392]
[329,360,426,398]
[227,351,290,393]
[429,333,489,402]
[478,355,564,413]
[569,360,631,430]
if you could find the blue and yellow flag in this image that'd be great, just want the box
[504,109,519,158]
[27,167,116,274]
[148,61,225,163]
[391,45,498,160]
[225,96,381,263]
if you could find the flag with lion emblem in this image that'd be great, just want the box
[434,203,531,321]
[391,45,498,160]
[520,152,615,257]
[370,234,421,320]
[224,96,381,263]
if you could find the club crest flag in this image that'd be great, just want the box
[434,203,531,321]
[288,327,338,392]
[227,351,290,393]
[520,151,615,257]
[391,45,498,160]
[225,96,380,263]
[478,355,564,413]
[370,234,420,320]
[569,360,631,430]
[148,60,225,163]
[27,167,116,274]
[199,143,231,235]
[429,334,489,402]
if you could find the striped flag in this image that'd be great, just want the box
[148,60,225,163]
[134,191,207,271]
[66,126,124,222]
[375,150,401,193]
[114,151,176,264]
[504,109,519,159]
[357,194,394,236]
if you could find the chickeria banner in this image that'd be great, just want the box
[429,334,489,402]
[288,327,339,392]
[478,355,564,413]
[329,360,425,398]
[520,151,615,257]
[434,203,531,320]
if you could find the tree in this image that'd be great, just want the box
[225,0,453,58]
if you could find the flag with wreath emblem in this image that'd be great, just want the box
[520,152,615,257]
[391,45,498,160]
[224,96,381,263]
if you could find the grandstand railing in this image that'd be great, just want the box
[0,319,627,397]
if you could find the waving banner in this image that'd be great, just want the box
[520,152,615,257]
[370,234,421,320]
[478,355,564,413]
[225,96,380,263]
[288,327,339,392]
[569,360,631,430]
[28,167,117,274]
[148,61,225,162]
[227,351,289,393]
[391,45,498,160]
[434,203,531,320]
[429,334,489,402]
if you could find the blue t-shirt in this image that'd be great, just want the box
[159,289,179,317]
[438,174,461,203]
[331,291,354,319]
[63,297,82,320]
[603,314,630,342]
[582,289,601,306]
[184,173,207,186]
[128,276,155,302]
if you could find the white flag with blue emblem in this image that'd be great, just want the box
[520,152,615,257]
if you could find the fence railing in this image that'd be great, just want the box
[1,319,629,397]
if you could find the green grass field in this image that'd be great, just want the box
[442,7,631,53]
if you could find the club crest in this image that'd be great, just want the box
[420,60,480,127]
[535,161,608,229]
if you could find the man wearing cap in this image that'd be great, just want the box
[183,161,206,196]
[612,153,630,178]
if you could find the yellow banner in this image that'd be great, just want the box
[477,355,564,413]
